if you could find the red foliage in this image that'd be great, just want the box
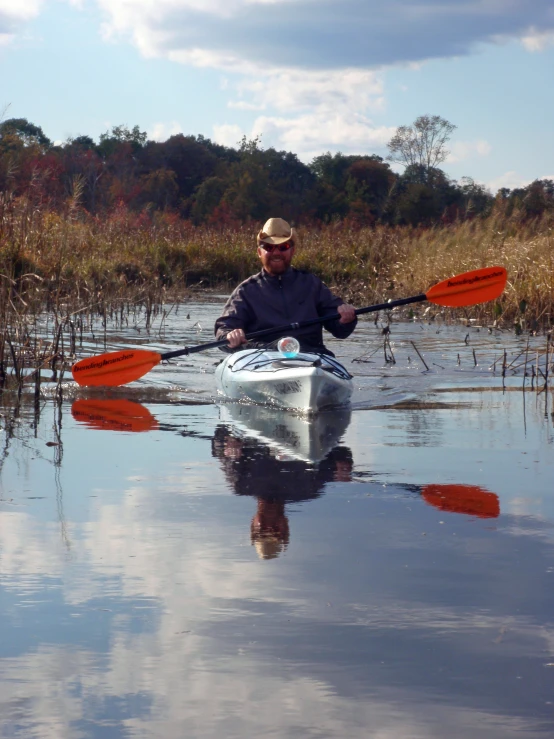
[208,200,243,229]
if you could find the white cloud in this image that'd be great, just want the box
[233,68,384,113]
[521,28,554,51]
[448,139,492,164]
[228,100,265,111]
[148,121,183,141]
[0,0,42,44]
[217,67,388,157]
[213,122,244,147]
[213,112,394,161]
[0,0,80,45]
[0,0,42,20]
[486,171,554,192]
[251,113,394,161]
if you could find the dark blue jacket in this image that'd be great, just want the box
[214,267,357,354]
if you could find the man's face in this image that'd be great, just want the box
[257,241,295,276]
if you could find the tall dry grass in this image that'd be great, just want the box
[297,213,553,329]
[0,193,552,385]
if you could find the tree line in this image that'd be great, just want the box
[1,116,552,227]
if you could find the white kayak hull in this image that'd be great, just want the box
[215,348,353,413]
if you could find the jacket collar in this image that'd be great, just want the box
[260,266,295,285]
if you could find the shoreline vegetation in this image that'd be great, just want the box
[1,112,554,391]
[1,194,552,391]
[1,193,552,315]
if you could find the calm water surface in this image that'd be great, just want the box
[1,299,553,738]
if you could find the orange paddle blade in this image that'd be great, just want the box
[422,484,500,518]
[72,349,162,387]
[72,399,159,432]
[426,266,507,308]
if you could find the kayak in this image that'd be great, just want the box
[218,403,352,463]
[215,347,353,413]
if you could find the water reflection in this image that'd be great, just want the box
[422,483,500,518]
[71,399,159,432]
[218,403,352,463]
[5,386,554,738]
[212,406,353,559]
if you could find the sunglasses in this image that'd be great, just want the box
[260,241,293,253]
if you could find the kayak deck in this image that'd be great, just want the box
[215,348,353,413]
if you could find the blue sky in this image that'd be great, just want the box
[1,0,553,191]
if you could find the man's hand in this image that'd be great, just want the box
[226,328,247,348]
[337,303,356,324]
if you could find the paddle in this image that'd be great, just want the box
[72,265,507,387]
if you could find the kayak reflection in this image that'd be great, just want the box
[217,403,352,463]
[71,399,159,433]
[213,406,354,559]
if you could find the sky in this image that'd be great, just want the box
[0,0,553,191]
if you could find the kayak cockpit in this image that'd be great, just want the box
[215,348,354,413]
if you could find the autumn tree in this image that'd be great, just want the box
[344,158,395,221]
[95,125,148,207]
[387,115,456,174]
[0,118,54,196]
[310,152,395,221]
[60,137,104,211]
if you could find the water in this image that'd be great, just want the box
[1,298,553,738]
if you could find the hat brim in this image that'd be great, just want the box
[257,228,296,246]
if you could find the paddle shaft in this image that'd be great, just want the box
[161,293,427,360]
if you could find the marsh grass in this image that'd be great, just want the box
[298,213,553,330]
[0,193,552,387]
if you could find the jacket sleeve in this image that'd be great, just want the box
[316,279,358,339]
[214,284,255,342]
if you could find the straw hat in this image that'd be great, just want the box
[257,217,297,246]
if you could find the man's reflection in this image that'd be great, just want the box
[212,426,353,559]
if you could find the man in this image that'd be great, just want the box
[214,217,357,354]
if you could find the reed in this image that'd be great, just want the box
[0,193,552,386]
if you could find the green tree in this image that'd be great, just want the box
[394,183,443,226]
[190,176,227,223]
[139,168,179,210]
[458,177,493,218]
[98,124,147,157]
[0,118,51,149]
[143,134,222,201]
[521,180,553,217]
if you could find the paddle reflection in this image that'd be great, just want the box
[71,399,159,432]
[212,406,354,559]
[421,484,500,518]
